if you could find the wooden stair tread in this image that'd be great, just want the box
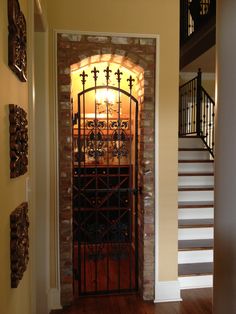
[179,160,214,163]
[178,239,214,251]
[178,219,214,228]
[178,201,214,208]
[178,148,208,151]
[178,262,213,276]
[179,135,203,138]
[179,172,214,176]
[178,185,214,191]
[178,137,215,282]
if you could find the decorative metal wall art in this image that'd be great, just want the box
[9,104,28,178]
[8,0,27,82]
[10,202,29,288]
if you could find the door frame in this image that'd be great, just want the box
[52,30,160,307]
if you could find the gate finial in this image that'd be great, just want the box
[104,66,112,85]
[91,67,99,83]
[115,69,123,84]
[80,71,88,87]
[127,75,135,91]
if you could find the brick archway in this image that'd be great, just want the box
[57,33,156,305]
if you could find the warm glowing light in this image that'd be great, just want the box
[96,89,116,104]
[95,89,120,116]
[84,113,107,118]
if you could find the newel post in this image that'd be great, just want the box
[196,68,202,136]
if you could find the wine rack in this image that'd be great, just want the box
[73,165,132,244]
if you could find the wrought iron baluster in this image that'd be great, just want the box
[212,100,215,155]
[92,66,100,292]
[179,69,215,156]
[104,66,112,291]
[79,70,88,294]
[180,0,215,43]
[115,68,122,290]
[208,97,211,150]
[127,75,134,289]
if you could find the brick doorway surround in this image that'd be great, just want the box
[57,32,156,306]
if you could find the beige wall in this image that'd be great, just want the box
[0,0,32,313]
[35,31,51,314]
[46,0,179,287]
[35,0,47,31]
[202,79,215,100]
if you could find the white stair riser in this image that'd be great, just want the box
[178,228,214,240]
[179,150,211,160]
[178,137,214,288]
[178,175,214,186]
[179,208,214,220]
[178,190,214,202]
[178,250,213,264]
[178,275,213,289]
[179,138,206,149]
[179,162,214,173]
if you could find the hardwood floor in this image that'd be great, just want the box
[51,288,212,314]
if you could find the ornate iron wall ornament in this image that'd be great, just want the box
[8,0,27,82]
[9,104,28,178]
[10,202,29,288]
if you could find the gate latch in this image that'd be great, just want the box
[133,186,142,195]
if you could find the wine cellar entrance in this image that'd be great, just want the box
[72,65,139,296]
[58,33,156,304]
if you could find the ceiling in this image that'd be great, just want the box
[181,46,216,73]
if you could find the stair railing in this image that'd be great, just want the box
[180,0,216,45]
[179,69,215,157]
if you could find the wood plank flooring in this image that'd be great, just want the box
[51,288,212,314]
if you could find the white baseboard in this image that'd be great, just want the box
[48,288,62,311]
[154,280,182,303]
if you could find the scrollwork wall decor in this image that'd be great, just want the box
[9,104,28,178]
[8,0,27,82]
[10,202,29,288]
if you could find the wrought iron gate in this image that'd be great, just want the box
[73,66,139,296]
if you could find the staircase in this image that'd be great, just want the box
[178,137,214,289]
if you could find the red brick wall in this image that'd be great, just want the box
[57,33,156,305]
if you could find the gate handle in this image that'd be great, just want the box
[133,186,142,195]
